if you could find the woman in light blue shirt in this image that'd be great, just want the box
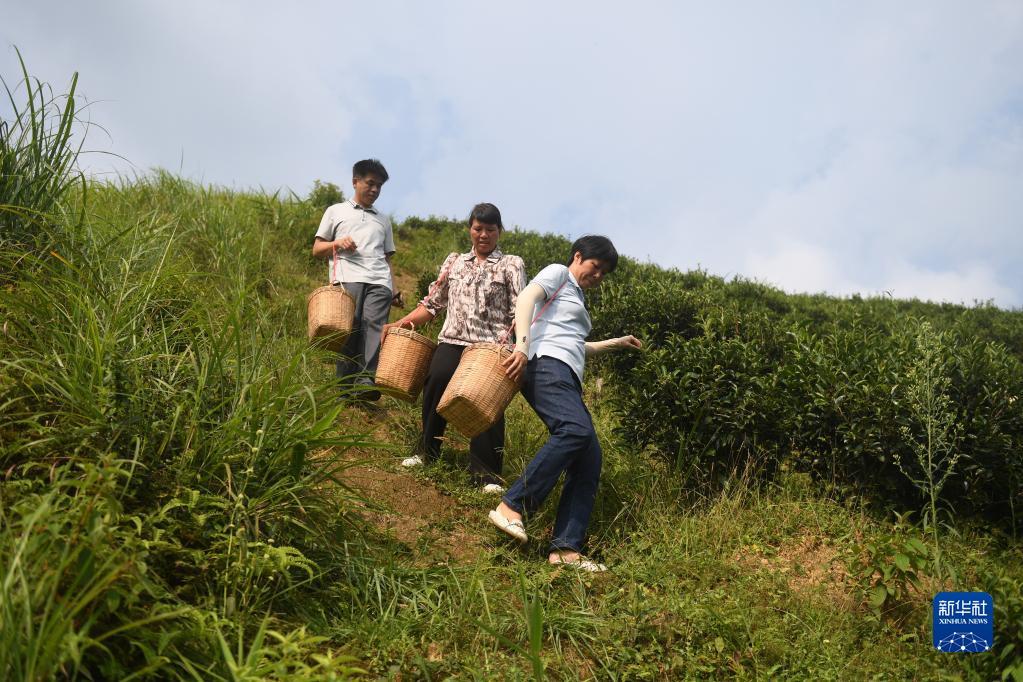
[489,236,642,572]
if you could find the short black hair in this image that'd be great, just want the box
[352,159,389,182]
[568,235,618,273]
[468,202,503,230]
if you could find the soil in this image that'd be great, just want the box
[331,405,488,566]
[338,458,485,564]
[734,532,854,607]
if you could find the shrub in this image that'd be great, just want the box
[307,179,344,210]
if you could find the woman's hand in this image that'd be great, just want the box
[335,236,357,251]
[380,306,433,346]
[380,319,409,345]
[502,350,528,384]
[615,335,643,351]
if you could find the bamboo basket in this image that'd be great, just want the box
[375,327,437,402]
[437,342,520,438]
[307,284,355,352]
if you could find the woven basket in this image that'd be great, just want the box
[437,342,520,438]
[307,285,355,352]
[375,327,437,402]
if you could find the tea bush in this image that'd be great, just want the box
[391,217,1023,530]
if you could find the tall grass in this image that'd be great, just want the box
[0,170,378,676]
[1,47,84,248]
[1,56,376,675]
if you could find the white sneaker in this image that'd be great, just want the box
[481,483,505,494]
[401,455,423,468]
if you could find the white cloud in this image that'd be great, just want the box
[884,259,1015,306]
[3,1,1021,306]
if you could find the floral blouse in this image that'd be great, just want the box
[421,248,527,346]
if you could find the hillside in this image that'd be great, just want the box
[2,63,1021,680]
[1,172,1020,679]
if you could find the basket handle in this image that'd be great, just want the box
[383,318,413,349]
[331,242,346,285]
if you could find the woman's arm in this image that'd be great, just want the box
[381,304,435,343]
[380,253,457,343]
[512,282,546,356]
[421,252,458,314]
[584,335,643,356]
[502,282,547,383]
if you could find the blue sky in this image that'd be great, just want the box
[4,1,1022,307]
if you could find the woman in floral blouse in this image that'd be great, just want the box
[382,203,527,492]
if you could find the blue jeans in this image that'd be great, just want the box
[502,356,602,553]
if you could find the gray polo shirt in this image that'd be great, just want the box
[528,264,591,383]
[315,200,395,291]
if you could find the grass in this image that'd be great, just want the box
[344,391,973,679]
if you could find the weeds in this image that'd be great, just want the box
[894,320,963,578]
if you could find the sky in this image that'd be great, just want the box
[4,1,1022,308]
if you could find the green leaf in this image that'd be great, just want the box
[894,553,911,571]
[869,586,888,607]
[714,637,725,653]
[906,537,929,555]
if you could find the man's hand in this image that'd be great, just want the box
[502,350,528,384]
[335,236,356,252]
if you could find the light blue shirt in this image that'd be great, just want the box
[528,264,591,383]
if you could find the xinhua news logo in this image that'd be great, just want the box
[933,592,994,653]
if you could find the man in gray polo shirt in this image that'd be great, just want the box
[311,159,395,400]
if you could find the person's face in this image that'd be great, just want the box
[469,219,501,256]
[352,172,385,207]
[570,252,612,290]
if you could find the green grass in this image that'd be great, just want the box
[356,386,1012,680]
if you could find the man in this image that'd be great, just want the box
[311,159,394,400]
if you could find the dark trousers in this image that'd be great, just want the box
[336,281,392,385]
[502,356,602,553]
[421,343,505,484]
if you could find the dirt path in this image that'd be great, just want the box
[333,406,489,566]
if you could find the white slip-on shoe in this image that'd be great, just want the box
[549,554,608,573]
[481,483,506,494]
[488,509,527,543]
[400,455,423,468]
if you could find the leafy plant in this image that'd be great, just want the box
[307,179,344,210]
[847,513,932,623]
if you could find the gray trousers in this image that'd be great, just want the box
[336,281,392,385]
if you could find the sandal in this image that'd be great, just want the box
[488,509,527,543]
[549,553,607,573]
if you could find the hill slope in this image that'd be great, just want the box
[2,176,1021,679]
